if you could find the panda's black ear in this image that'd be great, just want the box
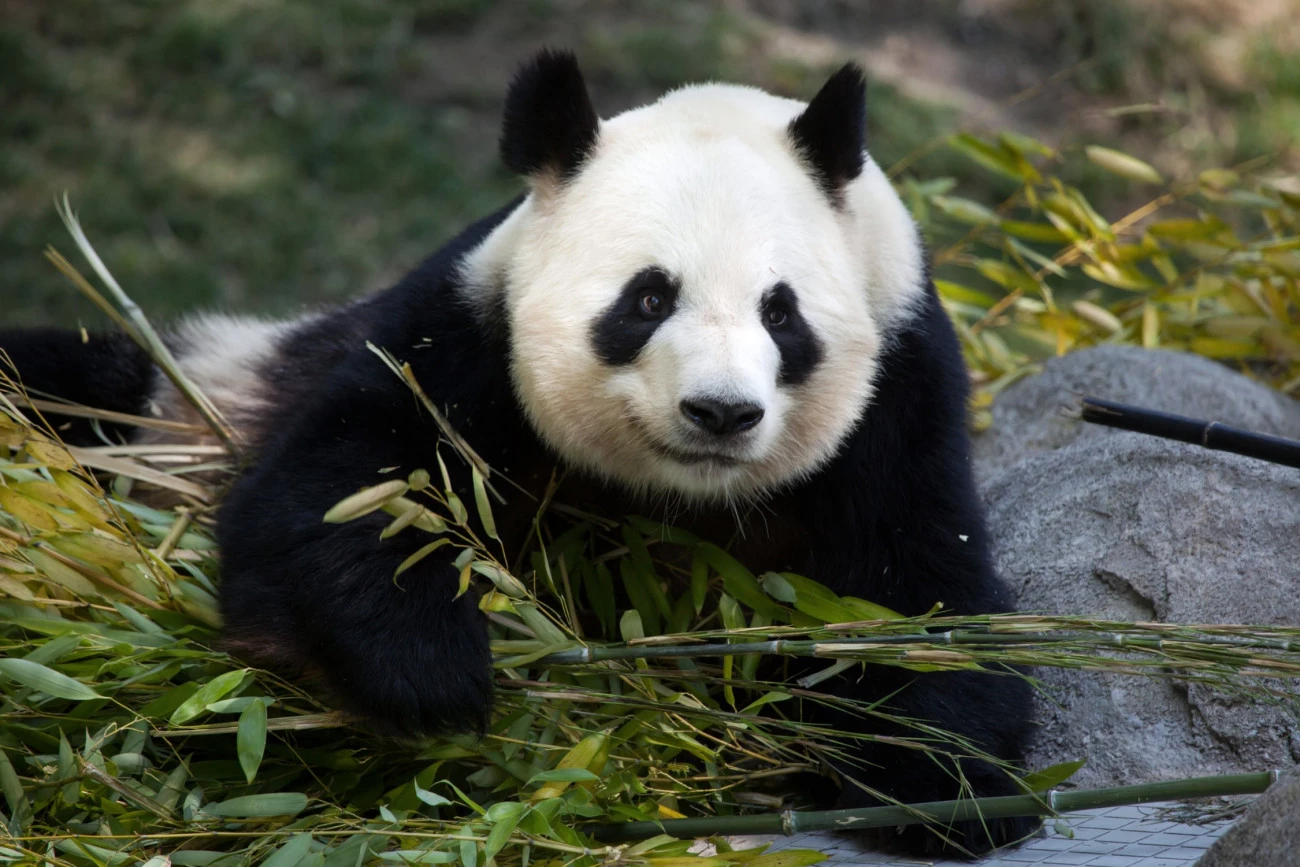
[500,49,599,181]
[788,63,866,202]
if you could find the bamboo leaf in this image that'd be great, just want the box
[484,801,526,860]
[975,259,1039,295]
[169,669,248,725]
[395,539,451,580]
[930,196,997,225]
[471,561,528,598]
[1071,300,1124,334]
[1021,758,1086,791]
[689,553,709,616]
[262,834,317,867]
[414,783,453,807]
[0,657,102,700]
[471,467,498,540]
[620,609,645,642]
[1085,146,1163,184]
[323,480,409,524]
[203,792,309,818]
[696,544,786,621]
[446,492,468,526]
[950,134,1034,181]
[529,768,598,784]
[0,748,30,829]
[23,549,98,596]
[998,220,1069,244]
[21,437,79,471]
[0,487,60,532]
[378,850,458,864]
[236,699,267,783]
[57,733,81,804]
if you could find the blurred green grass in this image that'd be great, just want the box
[2,0,1295,328]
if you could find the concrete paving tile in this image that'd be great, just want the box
[1067,841,1123,855]
[736,802,1235,866]
[1081,856,1144,867]
[1106,806,1149,820]
[1076,817,1133,830]
[1026,836,1079,851]
[1173,834,1221,849]
[1132,832,1196,847]
[1056,825,1108,840]
[1155,848,1217,861]
[1038,855,1098,866]
[1111,843,1169,858]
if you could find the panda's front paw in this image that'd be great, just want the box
[837,765,1041,858]
[319,605,496,738]
[335,649,494,738]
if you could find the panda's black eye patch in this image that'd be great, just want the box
[762,282,823,386]
[591,267,679,366]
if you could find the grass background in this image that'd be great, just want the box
[3,0,1297,328]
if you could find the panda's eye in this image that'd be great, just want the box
[764,306,789,328]
[639,291,666,318]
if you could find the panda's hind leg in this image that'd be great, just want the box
[0,328,154,445]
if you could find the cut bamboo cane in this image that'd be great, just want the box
[589,770,1278,841]
[1080,396,1300,468]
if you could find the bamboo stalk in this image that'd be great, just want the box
[523,628,1300,666]
[1080,396,1300,469]
[1,392,208,436]
[590,771,1278,842]
[51,196,244,461]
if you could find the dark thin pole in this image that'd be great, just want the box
[1080,397,1300,469]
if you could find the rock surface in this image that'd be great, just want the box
[974,347,1300,790]
[1196,771,1300,867]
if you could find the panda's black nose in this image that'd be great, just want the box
[680,398,765,436]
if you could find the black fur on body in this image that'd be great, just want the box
[0,54,1036,858]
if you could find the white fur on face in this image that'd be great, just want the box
[462,83,926,502]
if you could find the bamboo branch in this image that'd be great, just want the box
[1,392,208,436]
[1079,396,1300,469]
[590,771,1279,842]
[522,628,1300,667]
[50,196,244,461]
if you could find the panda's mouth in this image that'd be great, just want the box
[658,446,742,468]
[625,413,748,469]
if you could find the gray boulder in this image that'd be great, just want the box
[975,347,1300,790]
[1196,771,1300,867]
[975,345,1300,482]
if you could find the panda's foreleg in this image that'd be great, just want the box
[216,351,495,737]
[0,328,154,444]
[825,665,1038,856]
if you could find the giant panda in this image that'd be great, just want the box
[1,51,1035,856]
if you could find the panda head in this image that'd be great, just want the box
[463,50,926,503]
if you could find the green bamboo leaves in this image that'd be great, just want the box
[930,131,1300,398]
[0,657,101,701]
[237,699,268,783]
[1085,146,1163,185]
